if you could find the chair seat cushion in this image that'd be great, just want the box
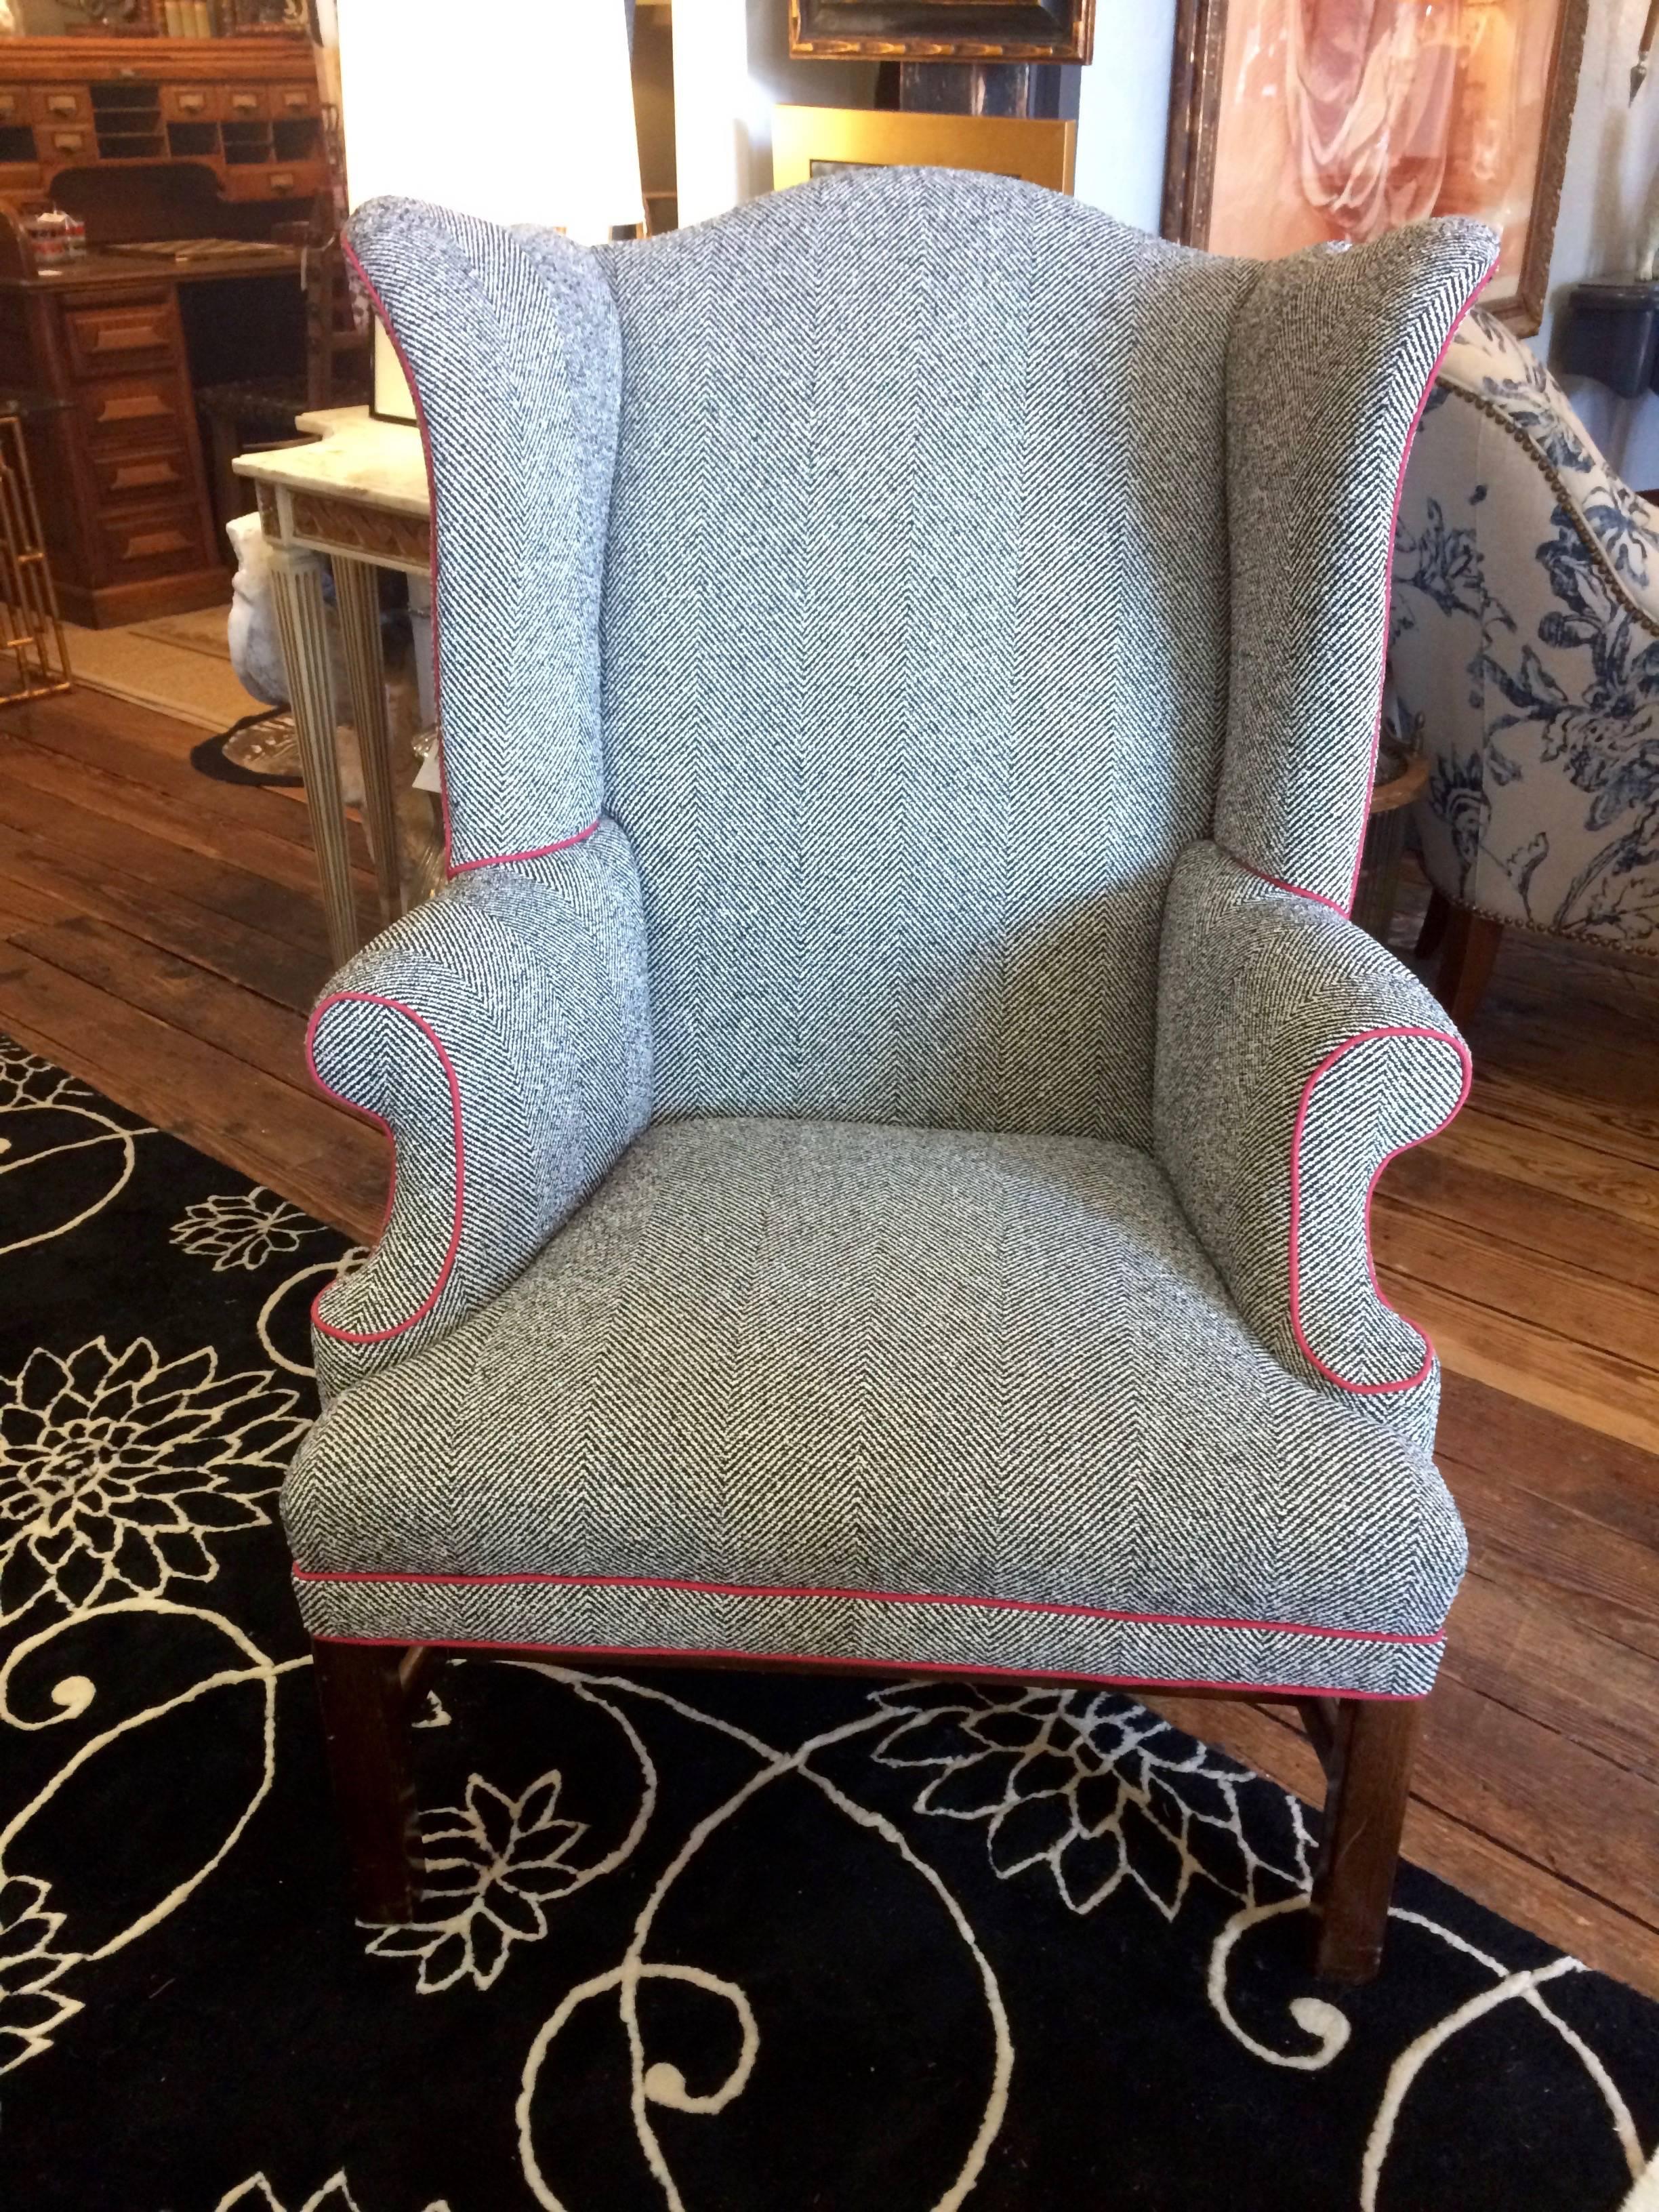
[283,1119,1464,1696]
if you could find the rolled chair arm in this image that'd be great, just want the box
[1155,842,1469,1452]
[308,820,651,1398]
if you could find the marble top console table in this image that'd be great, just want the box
[234,404,432,968]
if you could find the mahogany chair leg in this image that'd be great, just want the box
[310,1638,419,1925]
[1414,887,1451,962]
[1311,1698,1421,1982]
[1434,905,1504,1031]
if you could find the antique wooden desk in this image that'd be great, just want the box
[233,404,431,969]
[0,35,327,626]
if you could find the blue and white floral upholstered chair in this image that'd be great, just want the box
[1391,309,1659,1022]
[281,172,1495,1982]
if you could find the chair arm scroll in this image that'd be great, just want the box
[1155,842,1469,1452]
[307,821,651,1399]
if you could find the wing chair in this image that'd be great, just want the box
[1391,308,1659,1023]
[281,170,1495,1982]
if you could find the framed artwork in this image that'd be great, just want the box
[771,105,1076,193]
[789,1,1095,64]
[1162,0,1588,333]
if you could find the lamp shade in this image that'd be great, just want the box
[336,0,644,418]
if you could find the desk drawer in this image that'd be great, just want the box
[93,446,194,506]
[98,499,207,580]
[63,295,176,380]
[31,85,86,125]
[222,160,323,203]
[79,374,194,454]
[161,83,222,121]
[43,125,91,160]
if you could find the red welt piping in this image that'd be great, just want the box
[342,234,597,883]
[447,820,600,873]
[1288,1024,1473,1393]
[1233,857,1347,914]
[304,992,464,1343]
[306,1633,1425,1701]
[290,1564,1446,1645]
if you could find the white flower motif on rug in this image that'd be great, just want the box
[213,2174,452,2212]
[0,1337,308,1621]
[871,1681,1314,1918]
[0,1872,81,2073]
[367,1771,590,1993]
[171,1187,328,1273]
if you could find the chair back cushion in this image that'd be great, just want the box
[594,171,1253,1139]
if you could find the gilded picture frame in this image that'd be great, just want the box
[770,106,1076,194]
[1161,0,1588,335]
[789,1,1095,64]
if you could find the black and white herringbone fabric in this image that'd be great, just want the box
[1155,843,1467,1454]
[1215,220,1494,909]
[308,825,651,1398]
[592,173,1256,1143]
[295,173,1500,1696]
[345,201,620,869]
[285,1120,1464,1696]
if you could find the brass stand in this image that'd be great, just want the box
[0,409,70,708]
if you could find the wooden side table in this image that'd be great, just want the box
[1353,750,1430,945]
[232,406,432,970]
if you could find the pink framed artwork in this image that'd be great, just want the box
[1162,0,1587,333]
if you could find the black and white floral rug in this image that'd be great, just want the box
[1,1035,1656,2212]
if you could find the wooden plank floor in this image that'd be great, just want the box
[1,687,1656,1997]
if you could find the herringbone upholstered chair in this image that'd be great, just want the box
[282,170,1496,1981]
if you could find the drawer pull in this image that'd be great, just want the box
[45,94,77,117]
[121,525,190,559]
[94,392,171,426]
[52,131,85,153]
[177,93,205,113]
[90,321,166,352]
[269,169,295,192]
[109,459,180,491]
[229,92,259,112]
[281,91,308,110]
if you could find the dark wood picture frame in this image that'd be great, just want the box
[1161,0,1588,335]
[790,0,1095,64]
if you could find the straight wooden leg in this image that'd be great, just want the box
[331,553,403,932]
[1311,1698,1421,1982]
[1414,887,1451,962]
[1435,906,1504,1031]
[311,1637,419,1924]
[267,539,361,969]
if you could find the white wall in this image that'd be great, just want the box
[1536,0,1659,487]
[672,0,753,225]
[1071,0,1176,232]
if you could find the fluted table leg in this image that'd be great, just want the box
[268,538,359,970]
[333,553,403,931]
